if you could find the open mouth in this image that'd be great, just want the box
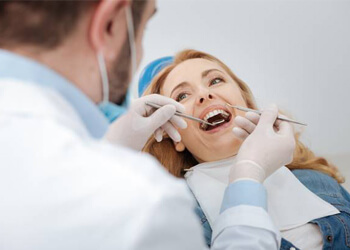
[200,109,232,131]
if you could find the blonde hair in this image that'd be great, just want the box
[142,49,345,183]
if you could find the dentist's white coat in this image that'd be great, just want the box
[0,79,279,250]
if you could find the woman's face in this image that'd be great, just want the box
[161,58,248,162]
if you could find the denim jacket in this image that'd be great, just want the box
[194,169,350,250]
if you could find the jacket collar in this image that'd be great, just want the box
[0,49,108,139]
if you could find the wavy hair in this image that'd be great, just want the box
[142,49,344,183]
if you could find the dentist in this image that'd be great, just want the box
[0,1,295,249]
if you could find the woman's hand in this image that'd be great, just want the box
[230,104,296,183]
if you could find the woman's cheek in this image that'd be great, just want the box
[217,85,243,103]
[230,91,247,107]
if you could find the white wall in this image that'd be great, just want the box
[134,0,350,188]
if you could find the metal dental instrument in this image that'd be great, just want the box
[145,102,224,126]
[226,103,307,126]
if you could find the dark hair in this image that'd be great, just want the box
[0,0,148,49]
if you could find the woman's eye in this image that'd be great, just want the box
[176,93,188,102]
[210,77,223,86]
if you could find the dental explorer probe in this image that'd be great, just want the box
[226,103,307,126]
[145,102,225,126]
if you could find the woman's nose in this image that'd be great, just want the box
[198,93,214,104]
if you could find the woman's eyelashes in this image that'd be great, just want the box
[209,76,225,86]
[176,92,189,102]
[174,76,225,102]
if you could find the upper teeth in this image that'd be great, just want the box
[203,109,229,121]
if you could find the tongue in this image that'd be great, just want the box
[207,121,226,131]
[208,114,226,124]
[206,114,227,131]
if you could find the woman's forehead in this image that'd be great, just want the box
[161,58,225,95]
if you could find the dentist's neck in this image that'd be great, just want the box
[7,16,103,104]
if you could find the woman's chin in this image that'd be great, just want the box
[193,138,242,163]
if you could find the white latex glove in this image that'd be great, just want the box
[230,104,296,183]
[105,94,187,151]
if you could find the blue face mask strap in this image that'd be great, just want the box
[126,5,137,79]
[97,51,109,106]
[98,5,136,123]
[100,54,173,123]
[99,102,127,122]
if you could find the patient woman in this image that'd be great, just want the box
[141,50,350,250]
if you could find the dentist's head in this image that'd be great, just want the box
[0,0,156,105]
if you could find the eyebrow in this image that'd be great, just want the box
[170,69,225,97]
[202,69,224,78]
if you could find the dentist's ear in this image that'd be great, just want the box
[89,0,129,61]
[174,141,186,152]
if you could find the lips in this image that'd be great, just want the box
[198,105,232,131]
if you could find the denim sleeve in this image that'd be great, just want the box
[340,185,350,202]
[220,180,267,213]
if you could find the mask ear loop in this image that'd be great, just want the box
[126,6,137,80]
[98,6,136,106]
[97,51,109,105]
[126,5,140,100]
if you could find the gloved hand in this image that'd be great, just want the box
[229,104,296,183]
[104,94,187,151]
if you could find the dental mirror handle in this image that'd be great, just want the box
[145,102,213,126]
[226,104,307,126]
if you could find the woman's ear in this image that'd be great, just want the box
[174,141,186,152]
